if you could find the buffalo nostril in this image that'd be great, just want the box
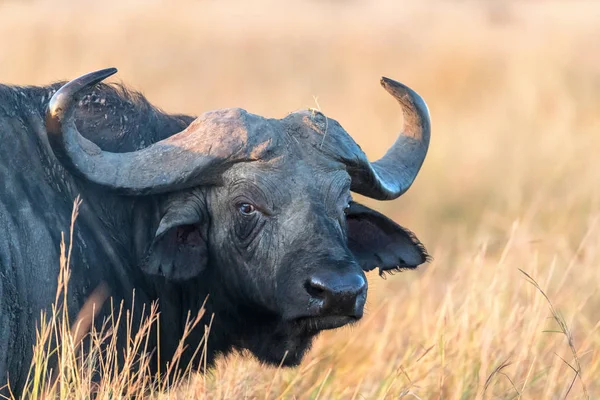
[305,272,367,318]
[304,277,329,300]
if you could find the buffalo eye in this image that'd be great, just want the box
[343,204,351,215]
[238,202,257,216]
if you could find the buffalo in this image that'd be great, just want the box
[0,68,430,394]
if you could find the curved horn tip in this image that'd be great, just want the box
[78,67,119,83]
[380,76,407,91]
[47,67,119,120]
[380,76,419,100]
[380,76,411,94]
[380,76,430,115]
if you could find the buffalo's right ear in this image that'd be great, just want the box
[141,193,208,281]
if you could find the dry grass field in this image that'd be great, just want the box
[1,0,599,398]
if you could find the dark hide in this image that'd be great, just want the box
[0,80,428,396]
[0,82,193,394]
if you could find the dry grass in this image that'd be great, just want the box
[1,0,599,398]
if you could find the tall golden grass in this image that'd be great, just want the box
[1,0,599,398]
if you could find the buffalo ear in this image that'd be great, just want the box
[141,196,208,281]
[346,202,430,275]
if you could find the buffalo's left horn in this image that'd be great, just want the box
[348,77,431,200]
[46,68,258,195]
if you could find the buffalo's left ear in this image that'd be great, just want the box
[346,202,430,275]
[141,194,208,281]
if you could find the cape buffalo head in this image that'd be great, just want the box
[45,68,430,366]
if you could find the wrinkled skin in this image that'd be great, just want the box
[0,74,429,396]
[139,109,429,366]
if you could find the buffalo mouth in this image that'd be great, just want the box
[293,315,360,334]
[239,314,361,367]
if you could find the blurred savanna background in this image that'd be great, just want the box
[1,0,599,398]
